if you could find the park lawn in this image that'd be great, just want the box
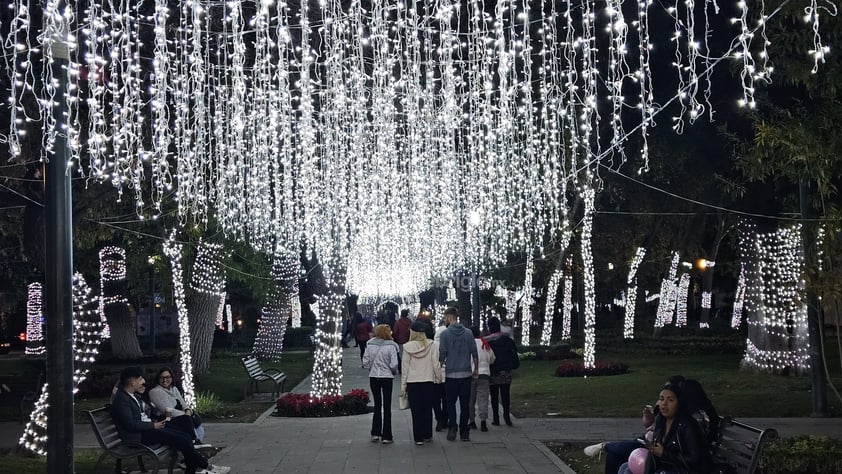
[545,442,604,474]
[511,347,842,418]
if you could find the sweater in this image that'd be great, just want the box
[401,340,443,393]
[148,384,189,419]
[438,323,478,378]
[393,317,412,345]
[487,331,519,373]
[362,338,399,378]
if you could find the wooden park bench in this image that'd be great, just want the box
[86,406,178,474]
[711,417,778,474]
[241,354,287,399]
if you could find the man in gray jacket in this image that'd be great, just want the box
[439,307,478,441]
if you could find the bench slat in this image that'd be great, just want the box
[712,417,778,474]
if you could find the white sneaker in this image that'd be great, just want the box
[583,442,606,458]
[209,465,231,474]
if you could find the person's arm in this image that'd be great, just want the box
[112,391,156,434]
[401,349,409,394]
[362,343,373,369]
[438,333,448,365]
[389,343,399,372]
[149,386,185,418]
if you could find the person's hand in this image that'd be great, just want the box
[472,370,479,380]
[185,408,192,415]
[650,441,664,457]
[154,420,166,430]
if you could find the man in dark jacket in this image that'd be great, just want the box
[111,367,230,474]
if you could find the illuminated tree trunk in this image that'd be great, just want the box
[99,247,142,358]
[188,293,219,374]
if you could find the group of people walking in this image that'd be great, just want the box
[361,307,520,445]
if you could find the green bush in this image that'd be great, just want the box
[283,326,314,349]
[758,435,842,473]
[194,391,225,417]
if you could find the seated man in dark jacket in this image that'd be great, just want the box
[111,367,230,474]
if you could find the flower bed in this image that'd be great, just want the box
[554,361,629,377]
[274,388,370,417]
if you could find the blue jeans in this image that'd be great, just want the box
[444,376,472,435]
[605,440,642,474]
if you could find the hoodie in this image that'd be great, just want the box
[362,338,399,378]
[486,331,519,373]
[438,323,478,378]
[400,340,443,393]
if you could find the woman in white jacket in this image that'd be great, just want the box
[362,324,399,444]
[401,326,443,445]
[469,325,495,432]
[147,367,206,445]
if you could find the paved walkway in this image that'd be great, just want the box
[2,347,842,473]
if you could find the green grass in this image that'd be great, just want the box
[0,449,101,474]
[545,442,604,474]
[511,340,842,418]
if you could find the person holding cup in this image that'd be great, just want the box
[148,367,207,446]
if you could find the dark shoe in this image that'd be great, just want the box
[504,414,513,426]
[435,420,444,432]
[460,433,470,442]
[469,421,477,430]
[446,427,457,441]
[480,421,488,432]
[491,419,500,426]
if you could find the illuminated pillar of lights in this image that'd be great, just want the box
[562,263,573,340]
[731,264,747,329]
[26,283,45,357]
[655,252,680,328]
[215,293,226,327]
[254,254,296,362]
[520,251,535,345]
[742,224,811,373]
[580,189,597,368]
[675,273,691,328]
[701,291,712,309]
[225,304,233,332]
[541,270,563,346]
[99,246,129,339]
[311,288,345,398]
[163,231,196,407]
[623,247,646,339]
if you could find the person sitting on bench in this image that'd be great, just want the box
[111,366,230,474]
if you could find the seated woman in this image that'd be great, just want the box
[619,383,711,474]
[147,367,206,446]
[111,366,229,474]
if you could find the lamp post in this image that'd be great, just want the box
[148,256,156,353]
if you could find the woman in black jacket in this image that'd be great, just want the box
[486,317,519,427]
[620,383,711,474]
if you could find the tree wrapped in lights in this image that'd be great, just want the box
[655,252,681,329]
[520,252,535,345]
[311,290,346,398]
[675,273,691,328]
[254,253,297,362]
[541,270,563,346]
[741,223,811,374]
[20,273,102,455]
[731,264,747,329]
[188,240,227,374]
[99,246,142,358]
[163,231,197,407]
[25,283,45,357]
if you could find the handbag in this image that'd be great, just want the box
[191,412,202,427]
[399,392,409,410]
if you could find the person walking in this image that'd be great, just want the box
[401,322,443,445]
[354,312,373,361]
[468,325,495,432]
[362,324,399,444]
[487,316,519,427]
[438,307,478,442]
[393,309,412,374]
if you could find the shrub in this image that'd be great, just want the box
[195,391,225,417]
[554,361,629,377]
[758,435,842,473]
[518,351,537,361]
[275,388,370,417]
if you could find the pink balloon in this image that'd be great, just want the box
[627,447,650,474]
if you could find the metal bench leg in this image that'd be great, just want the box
[138,455,147,472]
[92,452,108,474]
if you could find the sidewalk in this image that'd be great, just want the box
[1,347,841,473]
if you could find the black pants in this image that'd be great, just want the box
[407,382,435,442]
[163,414,196,441]
[141,427,207,474]
[357,339,368,360]
[444,376,472,435]
[432,382,448,425]
[370,377,393,440]
[490,383,511,420]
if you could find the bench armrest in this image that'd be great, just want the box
[263,368,283,376]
